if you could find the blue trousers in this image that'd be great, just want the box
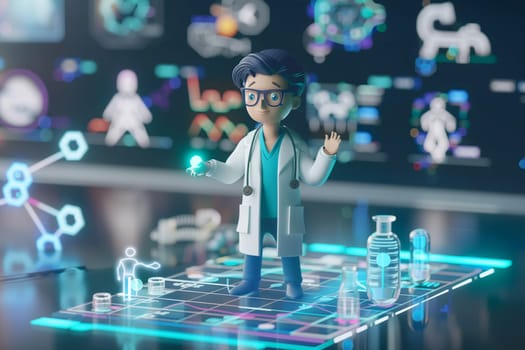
[242,218,302,285]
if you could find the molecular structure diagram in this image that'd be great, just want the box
[0,131,88,251]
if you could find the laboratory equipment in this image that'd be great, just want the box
[409,228,431,283]
[337,264,360,324]
[366,215,401,307]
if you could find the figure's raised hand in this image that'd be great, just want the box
[324,131,341,155]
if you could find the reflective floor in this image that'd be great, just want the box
[0,184,524,349]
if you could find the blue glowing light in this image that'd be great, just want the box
[354,132,372,145]
[59,131,88,161]
[190,155,203,168]
[357,107,379,121]
[308,243,512,269]
[448,90,469,103]
[31,317,307,350]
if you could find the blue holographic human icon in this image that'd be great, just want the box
[0,131,88,252]
[116,247,161,301]
[410,228,431,284]
[366,215,400,307]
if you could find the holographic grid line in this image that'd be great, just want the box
[0,131,88,251]
[31,245,510,349]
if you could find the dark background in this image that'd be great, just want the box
[0,0,523,193]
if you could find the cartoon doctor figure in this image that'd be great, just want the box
[188,49,341,299]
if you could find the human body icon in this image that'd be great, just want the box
[116,247,160,301]
[103,69,152,148]
[420,97,456,163]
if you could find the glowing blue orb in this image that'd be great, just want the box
[375,252,391,268]
[131,278,144,292]
[190,155,203,167]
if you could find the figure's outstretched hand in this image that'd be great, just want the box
[185,159,209,177]
[324,131,341,155]
[150,262,161,270]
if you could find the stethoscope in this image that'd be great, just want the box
[243,125,299,196]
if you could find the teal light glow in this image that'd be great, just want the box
[368,75,392,89]
[308,243,347,254]
[31,317,328,350]
[189,155,203,168]
[308,244,512,269]
[80,60,97,74]
[155,64,179,79]
[31,317,79,330]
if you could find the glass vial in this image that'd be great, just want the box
[409,228,431,284]
[366,215,401,307]
[337,265,360,324]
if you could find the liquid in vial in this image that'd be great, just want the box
[366,215,401,307]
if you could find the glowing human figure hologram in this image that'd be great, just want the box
[116,247,160,301]
[420,97,456,163]
[103,69,152,148]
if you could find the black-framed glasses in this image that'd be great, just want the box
[241,88,292,107]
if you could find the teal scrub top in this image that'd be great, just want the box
[260,130,284,219]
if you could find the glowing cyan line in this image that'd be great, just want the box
[32,315,320,350]
[307,244,512,269]
[28,152,64,173]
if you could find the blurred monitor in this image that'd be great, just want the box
[0,0,523,194]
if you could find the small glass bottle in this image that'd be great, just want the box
[366,215,401,307]
[409,228,431,284]
[337,265,360,324]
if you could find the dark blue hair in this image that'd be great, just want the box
[231,49,305,96]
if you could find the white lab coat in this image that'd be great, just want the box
[207,128,336,257]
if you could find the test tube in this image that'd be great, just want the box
[409,228,431,284]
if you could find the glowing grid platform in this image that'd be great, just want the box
[32,246,509,349]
